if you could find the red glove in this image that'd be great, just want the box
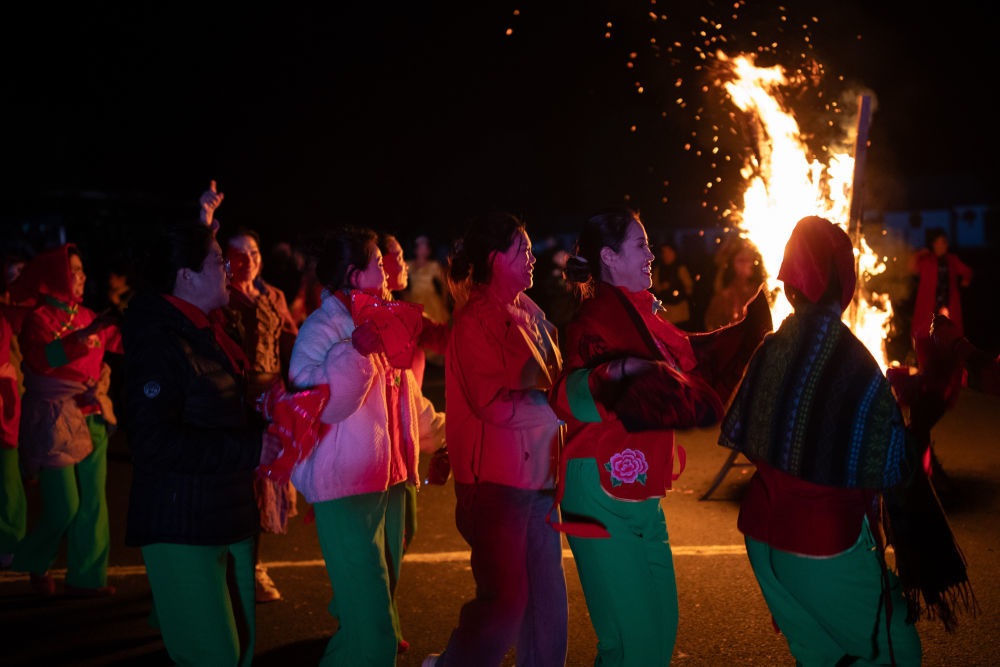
[351,321,382,356]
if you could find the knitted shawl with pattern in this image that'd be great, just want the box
[719,305,908,490]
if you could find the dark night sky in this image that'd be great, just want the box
[3,1,998,246]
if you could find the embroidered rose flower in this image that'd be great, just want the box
[604,448,649,486]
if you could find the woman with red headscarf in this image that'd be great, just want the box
[11,244,121,596]
[719,216,925,665]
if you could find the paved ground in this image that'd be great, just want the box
[2,366,999,665]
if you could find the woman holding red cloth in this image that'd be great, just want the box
[288,226,437,665]
[551,209,769,666]
[11,243,121,596]
[224,227,299,603]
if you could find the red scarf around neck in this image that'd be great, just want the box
[163,294,248,375]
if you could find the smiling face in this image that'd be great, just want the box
[491,228,535,294]
[602,219,655,292]
[69,253,86,300]
[351,242,387,292]
[227,235,261,282]
[382,237,408,291]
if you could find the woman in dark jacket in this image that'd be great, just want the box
[123,223,277,667]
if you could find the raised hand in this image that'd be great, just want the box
[199,179,225,231]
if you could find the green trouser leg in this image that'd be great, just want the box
[11,415,111,584]
[383,482,407,644]
[11,463,78,576]
[66,415,110,587]
[746,525,922,667]
[562,458,678,667]
[402,481,418,551]
[0,446,27,553]
[143,538,256,667]
[314,489,397,667]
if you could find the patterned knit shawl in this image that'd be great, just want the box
[719,305,908,489]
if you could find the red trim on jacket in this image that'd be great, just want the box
[163,295,247,375]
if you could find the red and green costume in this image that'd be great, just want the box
[550,281,769,665]
[10,244,121,589]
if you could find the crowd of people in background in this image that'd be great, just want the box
[0,181,986,666]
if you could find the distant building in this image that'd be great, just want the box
[865,204,995,250]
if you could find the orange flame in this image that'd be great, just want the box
[718,52,892,369]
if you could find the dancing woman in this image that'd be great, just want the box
[426,213,567,667]
[551,208,768,666]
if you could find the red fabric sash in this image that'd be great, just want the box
[621,287,697,371]
[334,289,425,369]
[256,381,331,484]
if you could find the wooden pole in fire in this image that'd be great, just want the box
[847,94,873,325]
[848,94,873,237]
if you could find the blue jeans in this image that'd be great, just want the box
[441,482,568,667]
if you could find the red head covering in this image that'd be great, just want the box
[11,243,79,304]
[778,216,856,311]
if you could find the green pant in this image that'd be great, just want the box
[562,458,678,667]
[142,538,255,667]
[0,446,27,553]
[313,483,406,666]
[746,522,922,666]
[13,415,110,587]
[403,481,418,551]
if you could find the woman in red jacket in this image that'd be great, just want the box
[909,228,972,366]
[425,213,567,667]
[551,209,768,666]
[11,244,121,596]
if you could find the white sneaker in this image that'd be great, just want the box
[421,654,441,667]
[255,565,281,603]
